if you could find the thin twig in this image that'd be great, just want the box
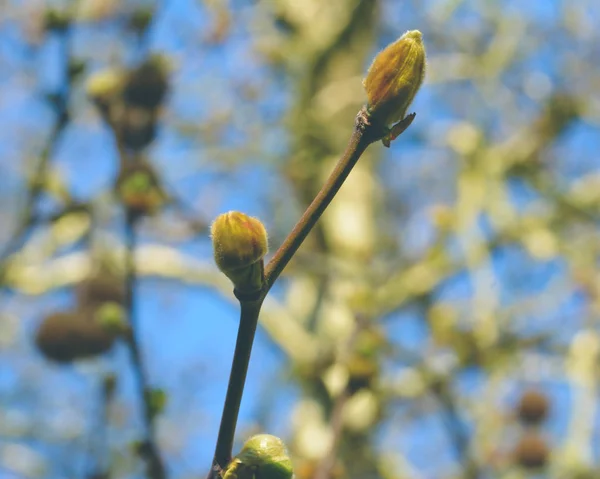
[312,390,350,479]
[0,26,72,273]
[312,317,369,479]
[211,299,263,475]
[124,211,167,479]
[263,111,414,292]
[209,109,416,477]
[431,383,480,479]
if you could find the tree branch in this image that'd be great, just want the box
[123,211,167,479]
[211,299,263,475]
[208,109,415,477]
[0,26,73,276]
[263,110,414,292]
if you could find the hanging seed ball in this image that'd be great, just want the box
[123,57,169,110]
[77,274,125,311]
[513,433,549,470]
[115,161,165,216]
[35,311,116,363]
[516,389,550,425]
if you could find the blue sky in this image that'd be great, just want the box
[1,0,599,478]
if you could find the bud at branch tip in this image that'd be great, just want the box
[363,29,426,146]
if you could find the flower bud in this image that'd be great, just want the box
[363,30,426,128]
[223,434,293,479]
[211,212,268,294]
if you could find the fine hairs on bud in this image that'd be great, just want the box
[363,30,426,129]
[211,211,268,294]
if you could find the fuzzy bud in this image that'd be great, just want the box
[223,434,293,479]
[363,30,426,128]
[211,212,268,294]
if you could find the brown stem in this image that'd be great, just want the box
[263,110,414,292]
[208,109,415,477]
[124,211,167,479]
[210,299,263,476]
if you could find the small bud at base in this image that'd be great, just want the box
[223,434,293,479]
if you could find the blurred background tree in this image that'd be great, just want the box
[0,0,599,478]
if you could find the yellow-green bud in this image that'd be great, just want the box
[363,30,426,129]
[223,434,293,479]
[211,212,268,294]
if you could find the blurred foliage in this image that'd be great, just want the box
[0,0,599,479]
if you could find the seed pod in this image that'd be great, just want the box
[223,434,293,479]
[211,212,268,295]
[35,311,116,363]
[363,30,426,128]
[513,433,549,470]
[516,389,550,425]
